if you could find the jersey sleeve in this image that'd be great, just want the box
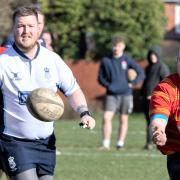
[55,56,80,96]
[149,78,173,122]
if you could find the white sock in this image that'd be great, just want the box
[117,140,124,147]
[103,139,110,148]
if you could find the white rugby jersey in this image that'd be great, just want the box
[0,45,79,139]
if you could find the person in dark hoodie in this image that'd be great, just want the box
[142,46,170,150]
[98,35,144,150]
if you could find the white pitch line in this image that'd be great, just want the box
[71,128,146,135]
[58,151,162,158]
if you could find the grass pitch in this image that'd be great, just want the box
[54,112,168,180]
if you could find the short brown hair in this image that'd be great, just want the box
[12,6,38,24]
[112,35,125,45]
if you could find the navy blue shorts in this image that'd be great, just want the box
[0,133,56,177]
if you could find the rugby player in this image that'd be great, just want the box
[0,5,95,180]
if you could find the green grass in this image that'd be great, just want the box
[54,112,169,180]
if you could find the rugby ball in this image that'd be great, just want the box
[26,88,64,122]
[127,68,137,81]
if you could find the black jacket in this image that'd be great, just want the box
[142,46,170,97]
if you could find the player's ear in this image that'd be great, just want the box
[37,25,41,36]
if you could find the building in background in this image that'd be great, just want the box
[162,0,180,61]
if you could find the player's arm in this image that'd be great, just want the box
[98,58,110,88]
[149,75,173,146]
[150,117,167,146]
[67,88,95,130]
[56,60,95,129]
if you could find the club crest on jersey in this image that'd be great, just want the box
[44,67,51,79]
[11,72,22,81]
[121,60,127,70]
[8,156,17,172]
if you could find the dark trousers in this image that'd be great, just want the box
[167,152,180,180]
[143,98,151,144]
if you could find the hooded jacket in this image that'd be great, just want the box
[142,46,170,97]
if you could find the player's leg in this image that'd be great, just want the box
[143,98,153,150]
[39,175,53,180]
[0,169,3,178]
[37,161,54,180]
[10,168,38,180]
[117,114,128,149]
[6,174,10,180]
[101,95,117,149]
[10,165,54,180]
[102,111,114,149]
[117,95,133,149]
[0,134,55,180]
[167,152,180,180]
[0,155,10,180]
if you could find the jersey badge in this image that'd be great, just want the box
[44,67,51,80]
[10,72,22,81]
[121,60,127,70]
[8,156,17,172]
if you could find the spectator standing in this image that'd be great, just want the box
[98,36,144,150]
[149,52,180,180]
[142,46,170,150]
[35,7,46,47]
[42,31,54,51]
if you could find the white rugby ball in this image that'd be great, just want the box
[26,88,64,122]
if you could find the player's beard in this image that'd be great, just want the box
[15,36,38,53]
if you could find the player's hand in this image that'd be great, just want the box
[152,127,167,146]
[147,96,151,100]
[79,115,95,129]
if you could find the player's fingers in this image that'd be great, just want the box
[152,134,161,143]
[153,129,164,137]
[153,134,166,146]
[152,132,160,138]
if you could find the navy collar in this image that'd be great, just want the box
[13,43,40,60]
